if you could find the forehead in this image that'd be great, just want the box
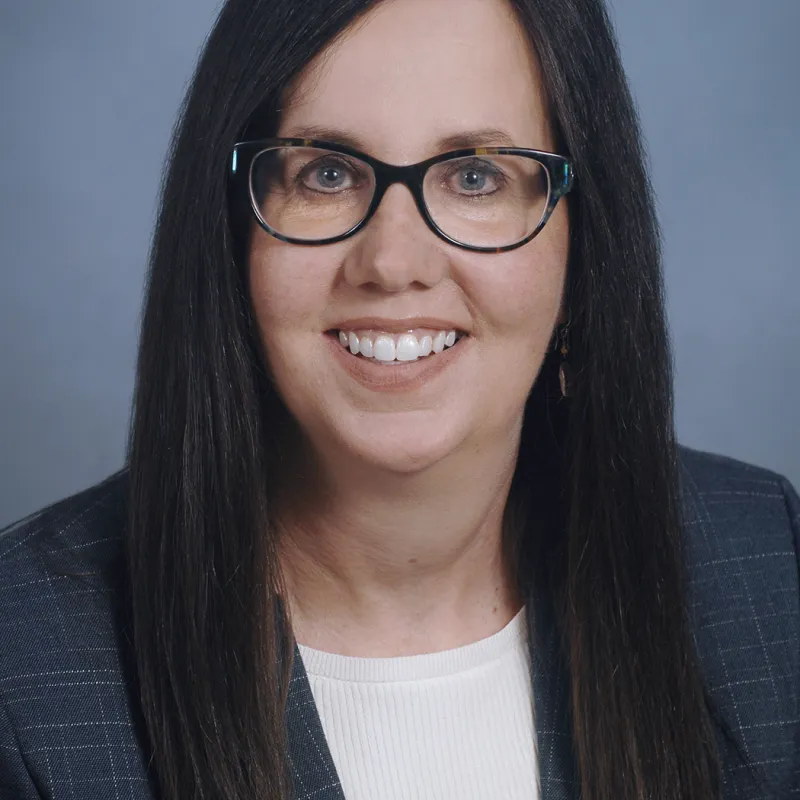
[278,0,554,160]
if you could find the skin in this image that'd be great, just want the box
[248,0,570,656]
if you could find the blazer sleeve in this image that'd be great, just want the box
[0,693,43,798]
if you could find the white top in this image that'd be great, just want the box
[298,607,539,800]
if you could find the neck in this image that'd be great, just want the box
[275,429,524,658]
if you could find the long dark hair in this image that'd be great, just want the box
[128,0,720,798]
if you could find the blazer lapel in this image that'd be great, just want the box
[285,643,347,800]
[527,579,581,800]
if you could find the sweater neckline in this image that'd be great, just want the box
[297,606,527,683]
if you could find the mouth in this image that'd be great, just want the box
[327,327,468,365]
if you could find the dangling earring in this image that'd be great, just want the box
[557,320,574,398]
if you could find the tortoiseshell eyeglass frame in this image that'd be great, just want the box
[229,137,575,254]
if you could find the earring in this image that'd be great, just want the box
[557,321,574,399]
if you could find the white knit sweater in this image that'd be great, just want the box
[298,607,539,800]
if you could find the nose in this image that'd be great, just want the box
[341,183,448,292]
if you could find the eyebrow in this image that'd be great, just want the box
[282,125,518,154]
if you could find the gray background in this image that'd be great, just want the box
[1,0,798,527]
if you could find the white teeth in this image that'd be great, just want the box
[336,329,462,363]
[373,335,397,362]
[359,336,374,358]
[396,334,420,361]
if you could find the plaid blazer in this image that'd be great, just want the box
[1,447,798,799]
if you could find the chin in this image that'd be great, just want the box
[333,412,471,475]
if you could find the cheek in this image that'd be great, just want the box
[246,236,344,401]
[247,233,337,334]
[466,210,569,346]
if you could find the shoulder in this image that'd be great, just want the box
[677,444,799,567]
[0,472,130,648]
[0,470,128,570]
[679,444,798,505]
[0,472,156,798]
[677,446,799,795]
[677,444,799,610]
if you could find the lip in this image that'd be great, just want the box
[327,316,468,334]
[326,331,469,392]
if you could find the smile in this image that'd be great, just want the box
[335,328,466,364]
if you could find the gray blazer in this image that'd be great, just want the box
[1,447,798,799]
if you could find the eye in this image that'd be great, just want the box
[445,159,507,196]
[299,156,364,193]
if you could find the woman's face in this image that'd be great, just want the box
[248,0,569,475]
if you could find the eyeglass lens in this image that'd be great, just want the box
[250,146,551,248]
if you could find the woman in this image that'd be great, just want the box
[1,0,797,798]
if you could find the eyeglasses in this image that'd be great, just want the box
[230,137,574,253]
